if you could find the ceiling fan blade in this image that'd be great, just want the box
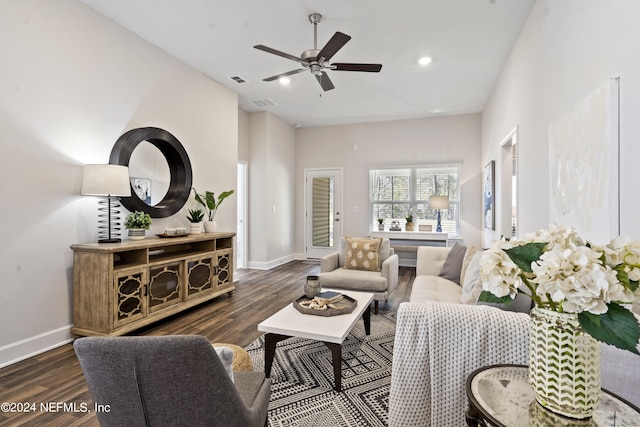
[254,45,307,66]
[262,68,307,82]
[332,63,382,72]
[315,72,335,91]
[317,32,351,61]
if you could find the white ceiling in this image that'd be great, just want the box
[80,0,535,127]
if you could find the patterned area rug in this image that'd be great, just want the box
[245,310,396,427]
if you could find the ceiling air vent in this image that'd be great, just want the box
[229,75,248,84]
[250,98,278,108]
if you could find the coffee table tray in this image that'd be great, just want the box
[292,295,357,317]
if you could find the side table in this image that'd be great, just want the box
[466,364,640,427]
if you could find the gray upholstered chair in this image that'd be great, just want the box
[318,237,399,314]
[74,335,270,427]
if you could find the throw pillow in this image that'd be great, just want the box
[459,245,479,285]
[477,291,534,313]
[344,237,382,272]
[460,251,483,304]
[214,346,235,383]
[439,242,467,285]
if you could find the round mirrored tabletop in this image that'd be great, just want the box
[466,364,640,427]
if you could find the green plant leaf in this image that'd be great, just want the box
[205,191,217,210]
[194,190,206,207]
[578,303,640,354]
[217,190,234,203]
[478,290,513,304]
[504,242,546,273]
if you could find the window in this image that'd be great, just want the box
[369,164,461,236]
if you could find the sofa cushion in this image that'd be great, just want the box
[344,237,383,272]
[410,276,461,304]
[416,246,451,276]
[438,242,467,285]
[318,267,388,292]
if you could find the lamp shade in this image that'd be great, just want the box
[429,195,450,210]
[81,164,131,197]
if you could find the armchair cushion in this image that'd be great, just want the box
[344,236,382,272]
[317,267,388,292]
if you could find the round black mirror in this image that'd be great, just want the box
[109,127,192,218]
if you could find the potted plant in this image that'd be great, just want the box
[478,224,640,418]
[124,211,152,240]
[377,218,385,231]
[187,208,204,234]
[405,214,414,231]
[193,188,235,232]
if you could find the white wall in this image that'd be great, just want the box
[0,0,238,367]
[483,0,640,245]
[294,114,483,255]
[247,112,296,269]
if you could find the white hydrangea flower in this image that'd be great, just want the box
[479,249,522,298]
[483,224,640,315]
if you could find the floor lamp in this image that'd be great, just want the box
[81,164,131,243]
[429,195,450,233]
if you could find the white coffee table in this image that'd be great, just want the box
[258,289,374,391]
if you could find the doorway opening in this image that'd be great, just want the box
[305,168,343,259]
[500,127,518,238]
[236,162,248,270]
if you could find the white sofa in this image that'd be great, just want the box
[388,245,640,427]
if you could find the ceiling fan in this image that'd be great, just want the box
[254,13,382,91]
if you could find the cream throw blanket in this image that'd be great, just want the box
[389,302,530,427]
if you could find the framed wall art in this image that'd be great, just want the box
[483,161,495,230]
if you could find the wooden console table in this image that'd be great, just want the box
[70,232,235,336]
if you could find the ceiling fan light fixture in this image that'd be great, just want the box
[310,64,322,76]
[418,56,433,66]
[279,77,291,85]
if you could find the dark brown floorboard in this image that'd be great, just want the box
[0,261,415,426]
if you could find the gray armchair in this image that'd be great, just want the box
[318,237,399,314]
[74,335,270,427]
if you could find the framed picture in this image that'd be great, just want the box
[131,177,152,204]
[483,161,495,230]
[418,224,432,232]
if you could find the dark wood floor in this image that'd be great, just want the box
[0,261,415,427]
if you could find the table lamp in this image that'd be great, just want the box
[81,164,131,243]
[429,195,450,233]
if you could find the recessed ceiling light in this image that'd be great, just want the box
[279,77,291,85]
[418,56,433,66]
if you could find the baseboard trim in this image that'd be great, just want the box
[0,325,73,369]
[247,254,295,270]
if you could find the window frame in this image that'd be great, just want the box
[369,164,461,238]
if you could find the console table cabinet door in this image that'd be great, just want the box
[185,253,215,301]
[113,268,148,328]
[215,248,233,292]
[147,262,182,314]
